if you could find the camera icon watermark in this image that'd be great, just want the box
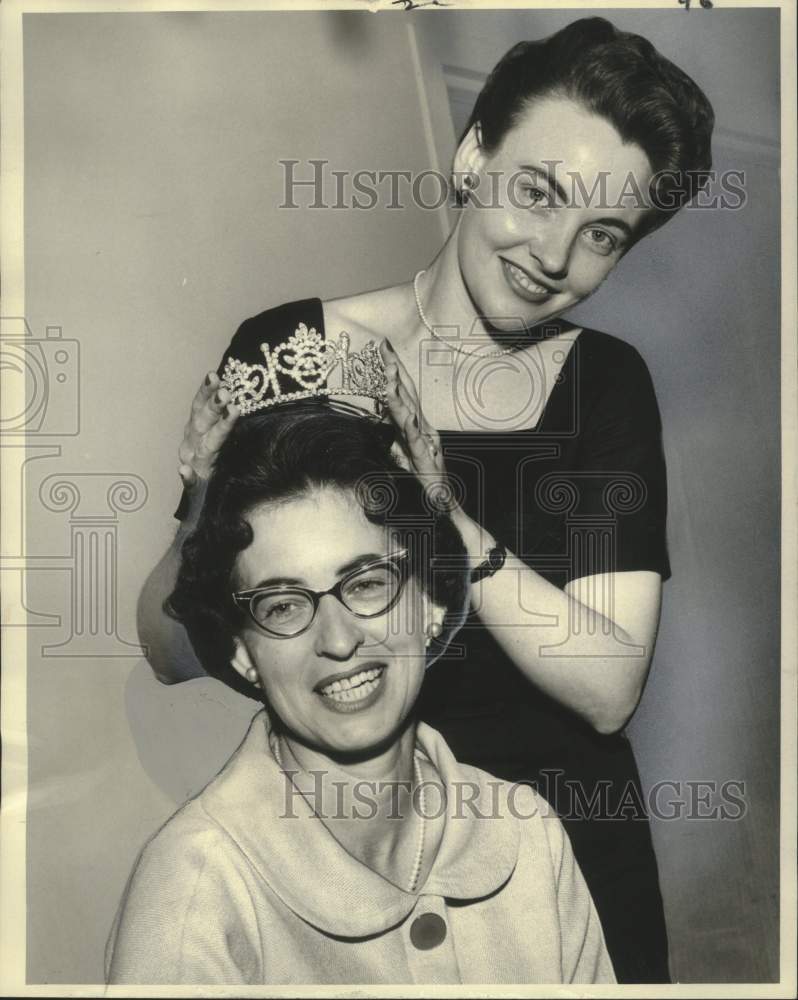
[0,316,80,436]
[413,322,578,434]
[1,316,145,655]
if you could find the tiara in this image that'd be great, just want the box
[220,323,388,416]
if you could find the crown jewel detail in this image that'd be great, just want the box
[221,325,388,415]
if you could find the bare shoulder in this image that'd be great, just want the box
[323,281,418,350]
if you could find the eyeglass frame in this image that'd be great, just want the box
[231,548,411,639]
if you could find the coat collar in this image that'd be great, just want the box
[199,711,520,938]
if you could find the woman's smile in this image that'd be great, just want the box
[499,257,556,303]
[315,661,388,713]
[233,489,432,754]
[454,96,654,331]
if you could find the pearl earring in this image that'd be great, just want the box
[245,667,260,688]
[425,621,443,646]
[454,172,477,202]
[462,173,477,197]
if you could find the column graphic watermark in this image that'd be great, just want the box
[1,316,147,657]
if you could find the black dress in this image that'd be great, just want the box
[182,298,672,983]
[415,325,672,984]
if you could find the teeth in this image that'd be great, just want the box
[320,666,384,701]
[323,676,381,704]
[507,261,548,294]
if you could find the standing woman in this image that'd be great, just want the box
[139,17,714,983]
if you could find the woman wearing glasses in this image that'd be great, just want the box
[138,17,714,982]
[108,406,614,985]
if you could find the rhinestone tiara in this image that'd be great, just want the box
[220,323,388,416]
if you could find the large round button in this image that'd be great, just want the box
[410,912,447,950]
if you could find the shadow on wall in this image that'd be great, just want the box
[124,660,258,805]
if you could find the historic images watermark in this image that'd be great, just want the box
[276,770,748,822]
[278,160,747,214]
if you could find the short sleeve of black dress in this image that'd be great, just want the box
[563,330,671,583]
[173,298,323,521]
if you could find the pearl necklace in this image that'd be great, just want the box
[272,735,427,895]
[413,269,521,359]
[407,753,427,894]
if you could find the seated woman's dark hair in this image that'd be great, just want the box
[465,16,715,237]
[167,405,469,699]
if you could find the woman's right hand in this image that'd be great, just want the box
[137,372,239,684]
[177,372,239,503]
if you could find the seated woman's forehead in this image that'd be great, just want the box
[238,491,390,583]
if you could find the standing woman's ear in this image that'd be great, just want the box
[452,122,487,203]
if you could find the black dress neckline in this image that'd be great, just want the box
[317,294,584,439]
[434,330,584,440]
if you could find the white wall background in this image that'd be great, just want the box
[20,8,780,984]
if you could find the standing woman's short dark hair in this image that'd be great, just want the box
[464,16,715,236]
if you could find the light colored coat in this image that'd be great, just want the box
[106,711,615,985]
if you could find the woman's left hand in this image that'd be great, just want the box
[379,340,453,513]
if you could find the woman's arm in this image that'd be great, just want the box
[383,342,663,735]
[452,510,661,734]
[137,373,238,682]
[137,512,206,684]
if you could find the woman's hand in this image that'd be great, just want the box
[382,337,660,733]
[379,341,451,510]
[177,372,239,509]
[379,340,486,554]
[137,371,240,683]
